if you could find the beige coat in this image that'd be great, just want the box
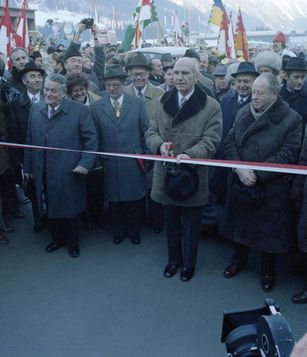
[146,86,222,207]
[125,82,164,119]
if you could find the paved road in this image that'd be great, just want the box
[0,213,306,357]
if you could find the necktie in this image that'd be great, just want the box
[32,96,38,104]
[238,97,245,106]
[49,107,55,119]
[113,100,121,118]
[137,91,143,98]
[180,97,187,107]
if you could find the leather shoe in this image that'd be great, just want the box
[163,264,180,278]
[224,263,246,278]
[11,210,25,219]
[262,274,275,292]
[113,235,125,244]
[68,246,80,258]
[45,241,65,253]
[130,236,141,245]
[292,289,307,304]
[180,268,194,282]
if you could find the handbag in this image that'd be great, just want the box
[164,163,199,201]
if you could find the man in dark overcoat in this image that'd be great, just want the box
[146,57,222,281]
[280,57,307,137]
[91,65,149,245]
[23,73,97,258]
[221,73,302,292]
[8,61,45,232]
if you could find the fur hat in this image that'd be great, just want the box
[273,32,286,44]
[254,51,282,73]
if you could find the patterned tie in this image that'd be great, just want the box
[49,107,55,119]
[238,97,245,106]
[180,97,187,107]
[137,91,143,98]
[113,100,121,118]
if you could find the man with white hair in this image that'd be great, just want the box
[146,57,222,281]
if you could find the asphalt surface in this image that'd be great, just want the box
[0,210,306,357]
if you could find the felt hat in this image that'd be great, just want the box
[64,46,82,61]
[20,60,45,77]
[126,52,152,71]
[285,57,307,72]
[104,64,128,80]
[232,61,259,77]
[184,48,200,61]
[213,64,228,76]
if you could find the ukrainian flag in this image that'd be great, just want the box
[209,0,225,26]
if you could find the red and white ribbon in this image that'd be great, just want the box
[1,141,307,176]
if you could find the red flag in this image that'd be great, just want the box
[15,0,29,50]
[0,0,12,62]
[217,9,230,58]
[234,8,249,61]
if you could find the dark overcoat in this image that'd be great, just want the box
[280,82,307,137]
[145,85,222,207]
[290,134,307,254]
[90,93,149,202]
[221,97,302,254]
[23,99,97,219]
[211,90,251,203]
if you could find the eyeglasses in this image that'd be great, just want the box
[105,83,123,89]
[131,72,148,78]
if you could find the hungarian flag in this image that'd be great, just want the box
[15,0,30,49]
[0,0,12,62]
[208,0,225,27]
[121,0,158,50]
[234,8,249,61]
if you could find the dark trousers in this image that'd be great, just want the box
[146,191,165,231]
[0,168,20,215]
[231,242,275,275]
[109,199,142,239]
[165,205,203,270]
[48,216,80,248]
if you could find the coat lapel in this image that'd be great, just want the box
[118,94,131,122]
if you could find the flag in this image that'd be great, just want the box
[121,0,158,50]
[217,9,230,57]
[0,0,12,63]
[234,8,249,61]
[208,0,225,27]
[228,12,236,59]
[15,0,30,49]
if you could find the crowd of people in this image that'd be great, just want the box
[0,23,307,305]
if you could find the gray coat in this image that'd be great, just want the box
[221,97,302,254]
[91,93,149,202]
[145,86,222,207]
[23,99,97,219]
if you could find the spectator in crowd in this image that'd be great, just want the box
[7,48,30,99]
[159,65,175,92]
[212,64,229,101]
[30,51,43,69]
[146,57,222,281]
[221,73,302,292]
[23,73,97,258]
[91,65,149,245]
[160,53,173,68]
[280,57,307,136]
[7,62,46,233]
[66,72,101,105]
[125,52,165,233]
[149,58,164,85]
[184,48,215,96]
[207,55,219,75]
[272,31,296,58]
[254,50,282,76]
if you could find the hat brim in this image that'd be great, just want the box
[285,67,307,72]
[103,74,128,80]
[232,71,259,78]
[126,63,152,71]
[20,68,45,77]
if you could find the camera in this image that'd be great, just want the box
[221,299,295,356]
[81,17,94,29]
